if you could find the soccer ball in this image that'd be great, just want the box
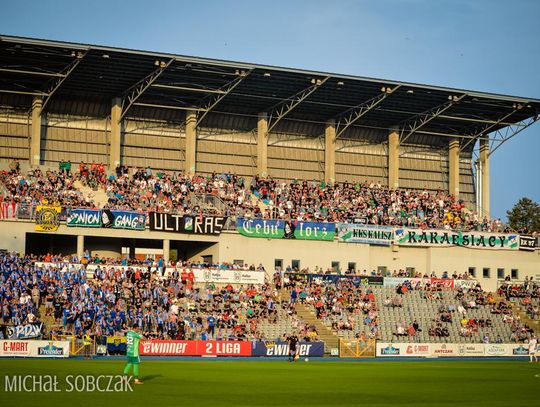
[304,358,309,362]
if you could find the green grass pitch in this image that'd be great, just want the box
[0,359,539,406]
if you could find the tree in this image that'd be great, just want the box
[506,197,540,232]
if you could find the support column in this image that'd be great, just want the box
[448,138,460,198]
[30,97,43,167]
[324,120,336,184]
[388,130,399,189]
[257,112,268,177]
[479,138,490,219]
[185,110,197,174]
[110,97,122,170]
[128,245,135,260]
[77,235,84,258]
[162,239,170,263]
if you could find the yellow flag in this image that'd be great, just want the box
[35,204,61,232]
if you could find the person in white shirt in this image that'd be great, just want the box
[457,304,466,315]
[529,335,538,363]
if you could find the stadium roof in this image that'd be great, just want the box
[1,34,539,153]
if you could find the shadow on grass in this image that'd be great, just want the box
[140,374,163,382]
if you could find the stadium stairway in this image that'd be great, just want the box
[38,304,59,334]
[294,302,340,353]
[498,294,540,337]
[73,180,109,208]
[249,192,269,214]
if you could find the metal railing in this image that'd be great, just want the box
[4,202,540,245]
[14,204,70,221]
[190,193,227,215]
[15,203,36,220]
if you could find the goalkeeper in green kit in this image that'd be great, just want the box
[123,327,144,384]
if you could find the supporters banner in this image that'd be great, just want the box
[86,264,149,275]
[384,277,477,289]
[454,280,479,289]
[191,269,265,285]
[430,278,454,289]
[383,277,426,287]
[139,340,251,356]
[35,262,84,272]
[0,202,18,219]
[236,218,335,241]
[66,209,102,227]
[109,210,146,230]
[337,224,394,246]
[394,228,519,250]
[6,322,43,339]
[251,341,324,357]
[34,204,61,232]
[150,213,227,235]
[67,209,146,230]
[306,273,384,286]
[519,235,537,251]
[106,336,127,354]
[0,340,70,358]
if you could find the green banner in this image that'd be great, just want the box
[236,218,335,241]
[338,223,394,246]
[66,209,101,227]
[394,228,519,250]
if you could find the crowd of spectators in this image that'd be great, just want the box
[250,176,507,232]
[285,275,380,339]
[0,253,307,343]
[0,167,91,210]
[0,254,286,339]
[393,320,420,338]
[0,161,518,233]
[500,278,540,322]
[78,161,107,189]
[0,253,42,331]
[1,252,538,345]
[103,167,259,217]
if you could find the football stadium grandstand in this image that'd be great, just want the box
[0,35,539,366]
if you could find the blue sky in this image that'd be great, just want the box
[1,0,539,220]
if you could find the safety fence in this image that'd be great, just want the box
[51,334,96,357]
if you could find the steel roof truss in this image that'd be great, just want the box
[119,58,175,122]
[335,85,400,139]
[266,76,330,134]
[132,102,207,112]
[0,89,48,96]
[399,94,467,145]
[41,50,88,112]
[459,107,523,152]
[151,84,226,94]
[195,69,253,127]
[488,114,539,157]
[0,67,65,78]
